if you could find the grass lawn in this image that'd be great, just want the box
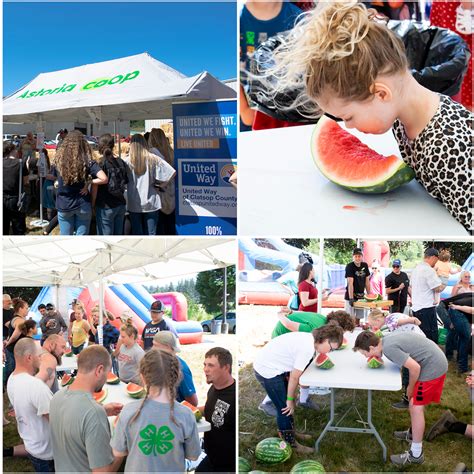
[238,305,473,473]
[4,333,237,472]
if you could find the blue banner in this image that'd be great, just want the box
[173,100,237,235]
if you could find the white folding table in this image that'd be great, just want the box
[58,378,211,433]
[239,124,468,236]
[300,329,401,461]
[56,355,78,372]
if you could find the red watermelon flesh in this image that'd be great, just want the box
[92,388,107,403]
[106,372,120,385]
[126,382,146,398]
[312,116,415,193]
[61,374,74,387]
[315,353,334,370]
[365,294,378,301]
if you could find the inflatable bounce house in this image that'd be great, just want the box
[30,283,203,344]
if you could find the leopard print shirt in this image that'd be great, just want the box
[392,95,473,233]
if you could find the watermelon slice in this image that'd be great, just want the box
[64,349,73,357]
[126,382,146,399]
[61,374,74,387]
[336,337,348,350]
[180,400,203,421]
[374,330,384,338]
[311,116,415,193]
[367,356,384,369]
[106,372,120,385]
[255,437,292,464]
[315,353,334,370]
[290,460,326,473]
[92,388,107,403]
[365,294,378,302]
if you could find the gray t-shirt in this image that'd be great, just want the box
[49,388,114,472]
[117,343,145,384]
[382,332,448,381]
[111,399,201,473]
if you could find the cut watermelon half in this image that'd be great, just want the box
[365,294,378,301]
[106,372,120,385]
[61,374,75,387]
[315,353,334,370]
[367,356,384,369]
[311,116,415,193]
[126,382,146,399]
[92,388,107,403]
[180,400,203,421]
[64,349,73,357]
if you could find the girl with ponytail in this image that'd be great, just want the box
[111,349,201,472]
[269,0,472,232]
[92,133,128,235]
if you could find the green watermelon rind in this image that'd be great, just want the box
[239,457,252,473]
[255,438,292,464]
[61,375,75,387]
[290,459,326,473]
[106,374,120,385]
[316,354,334,370]
[311,117,415,194]
[367,356,384,369]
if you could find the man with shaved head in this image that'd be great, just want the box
[36,334,67,393]
[7,338,55,472]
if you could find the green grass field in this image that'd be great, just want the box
[238,305,472,473]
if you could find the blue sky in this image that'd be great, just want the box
[3,2,237,96]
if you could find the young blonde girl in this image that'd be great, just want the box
[270,1,472,232]
[69,302,90,355]
[367,308,423,336]
[124,134,175,235]
[111,349,201,473]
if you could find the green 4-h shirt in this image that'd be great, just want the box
[271,311,327,338]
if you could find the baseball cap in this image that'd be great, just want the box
[353,248,363,256]
[150,300,164,312]
[153,331,181,352]
[424,248,439,258]
[392,259,401,267]
[45,303,54,310]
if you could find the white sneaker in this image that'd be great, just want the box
[456,5,474,35]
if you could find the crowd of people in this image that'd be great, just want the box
[3,294,236,473]
[3,127,177,236]
[252,246,473,467]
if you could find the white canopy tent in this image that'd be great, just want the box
[3,52,236,124]
[3,237,236,342]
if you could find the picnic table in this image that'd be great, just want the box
[300,329,401,461]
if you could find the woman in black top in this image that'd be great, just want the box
[3,143,27,235]
[92,133,128,235]
[4,298,30,381]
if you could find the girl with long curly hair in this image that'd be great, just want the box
[52,130,108,235]
[124,134,175,235]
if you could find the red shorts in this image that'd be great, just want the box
[412,374,446,406]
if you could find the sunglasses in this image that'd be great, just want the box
[392,265,400,268]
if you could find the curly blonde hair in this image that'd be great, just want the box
[54,130,93,184]
[267,1,408,117]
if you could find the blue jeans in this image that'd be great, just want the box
[449,308,471,372]
[96,205,126,235]
[129,211,159,235]
[58,203,92,235]
[414,306,438,343]
[27,453,54,472]
[255,370,293,432]
[4,349,15,385]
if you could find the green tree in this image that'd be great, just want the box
[195,266,236,314]
[2,287,41,305]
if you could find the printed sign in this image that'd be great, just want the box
[173,100,237,235]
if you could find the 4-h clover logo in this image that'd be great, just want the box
[138,424,175,456]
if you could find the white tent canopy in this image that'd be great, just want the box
[3,53,236,123]
[2,237,236,287]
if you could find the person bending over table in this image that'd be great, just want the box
[36,334,67,393]
[49,346,123,473]
[353,331,448,467]
[259,309,354,415]
[254,322,344,454]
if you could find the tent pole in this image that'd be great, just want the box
[223,266,227,325]
[118,120,122,158]
[318,239,324,313]
[98,278,104,346]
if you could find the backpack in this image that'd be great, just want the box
[105,158,128,197]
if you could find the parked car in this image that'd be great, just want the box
[201,312,236,334]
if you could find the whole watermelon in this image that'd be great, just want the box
[290,460,326,473]
[239,457,252,473]
[255,437,292,464]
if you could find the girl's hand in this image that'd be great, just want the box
[104,402,123,416]
[281,400,295,416]
[79,185,89,196]
[412,317,421,326]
